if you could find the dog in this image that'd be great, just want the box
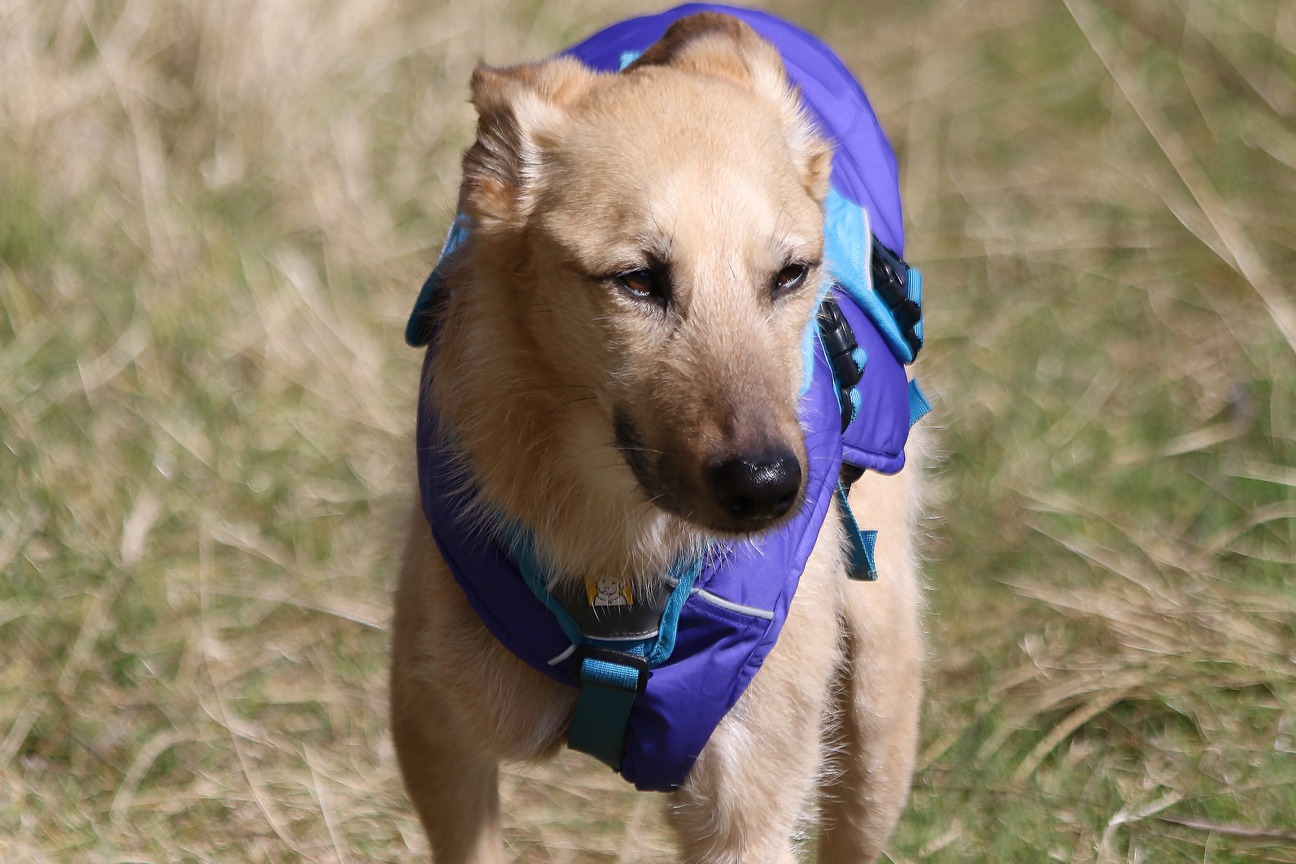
[390,8,927,863]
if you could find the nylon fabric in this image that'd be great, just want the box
[824,189,916,364]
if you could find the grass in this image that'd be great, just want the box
[1,0,1294,861]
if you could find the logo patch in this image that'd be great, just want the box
[585,575,633,607]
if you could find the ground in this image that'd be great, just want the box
[2,0,1295,861]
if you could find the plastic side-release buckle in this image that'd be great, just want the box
[817,295,865,433]
[870,241,923,360]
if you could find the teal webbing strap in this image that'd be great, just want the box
[569,651,645,769]
[835,483,878,581]
[860,529,878,578]
[907,267,924,348]
[647,555,706,665]
[908,378,932,428]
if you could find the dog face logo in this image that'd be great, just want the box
[458,15,830,538]
[585,575,633,607]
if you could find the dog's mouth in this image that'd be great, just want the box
[612,406,806,536]
[612,407,656,494]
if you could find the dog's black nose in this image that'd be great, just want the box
[710,451,802,523]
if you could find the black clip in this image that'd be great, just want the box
[870,240,922,359]
[818,295,868,494]
[817,295,863,433]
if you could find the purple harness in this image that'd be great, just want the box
[409,5,926,793]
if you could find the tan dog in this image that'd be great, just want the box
[391,13,925,863]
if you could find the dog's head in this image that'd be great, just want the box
[457,13,831,537]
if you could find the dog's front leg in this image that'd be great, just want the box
[817,460,925,864]
[668,529,843,864]
[391,678,506,864]
[390,512,508,864]
[391,509,576,864]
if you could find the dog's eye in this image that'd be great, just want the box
[773,263,810,297]
[615,269,663,302]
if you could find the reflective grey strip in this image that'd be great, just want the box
[579,628,659,642]
[545,628,660,667]
[690,588,775,620]
[547,644,577,666]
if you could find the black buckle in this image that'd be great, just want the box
[817,295,863,433]
[572,645,650,694]
[870,240,922,359]
[818,296,870,494]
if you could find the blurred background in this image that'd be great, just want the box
[2,0,1294,861]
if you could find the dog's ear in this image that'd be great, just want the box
[463,57,598,230]
[628,13,832,204]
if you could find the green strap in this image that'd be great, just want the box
[568,655,644,770]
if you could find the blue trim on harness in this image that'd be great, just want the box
[646,558,706,665]
[507,524,706,663]
[406,214,471,348]
[907,267,924,348]
[825,189,905,364]
[503,527,587,647]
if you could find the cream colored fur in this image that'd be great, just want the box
[390,13,925,863]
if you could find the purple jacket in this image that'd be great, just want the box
[411,5,919,792]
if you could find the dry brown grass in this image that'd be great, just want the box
[1,0,671,860]
[2,0,1294,861]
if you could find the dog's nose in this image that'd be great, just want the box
[710,451,802,523]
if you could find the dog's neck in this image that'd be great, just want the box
[426,244,705,588]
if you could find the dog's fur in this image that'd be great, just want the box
[391,14,925,863]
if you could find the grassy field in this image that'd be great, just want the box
[2,0,1295,861]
